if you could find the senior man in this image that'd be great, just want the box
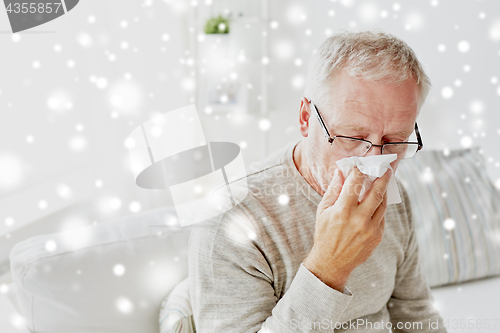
[188,30,447,332]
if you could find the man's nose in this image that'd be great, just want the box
[364,143,383,157]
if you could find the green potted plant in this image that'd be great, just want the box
[204,15,230,34]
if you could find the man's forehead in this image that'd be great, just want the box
[326,71,420,108]
[327,99,417,120]
[342,98,416,108]
[332,99,417,117]
[326,90,418,119]
[330,94,418,110]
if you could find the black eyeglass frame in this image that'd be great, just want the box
[308,98,424,157]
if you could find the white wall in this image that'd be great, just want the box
[0,0,191,266]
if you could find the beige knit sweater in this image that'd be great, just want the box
[188,140,447,333]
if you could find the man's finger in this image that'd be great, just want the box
[317,168,344,214]
[371,191,388,227]
[378,216,386,234]
[337,167,367,206]
[361,168,392,215]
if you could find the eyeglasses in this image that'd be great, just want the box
[308,99,423,160]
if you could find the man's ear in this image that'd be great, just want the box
[299,97,311,137]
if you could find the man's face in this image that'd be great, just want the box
[301,70,419,192]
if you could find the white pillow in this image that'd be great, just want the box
[9,206,191,333]
[159,278,195,333]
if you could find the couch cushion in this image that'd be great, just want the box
[396,147,500,287]
[9,206,191,333]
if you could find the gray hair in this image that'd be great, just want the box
[304,30,431,111]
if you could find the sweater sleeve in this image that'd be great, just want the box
[387,185,448,333]
[188,205,353,333]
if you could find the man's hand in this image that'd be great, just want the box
[303,166,392,292]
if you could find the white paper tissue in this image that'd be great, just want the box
[335,154,402,205]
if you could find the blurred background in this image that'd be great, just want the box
[1,0,500,328]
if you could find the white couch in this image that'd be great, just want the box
[5,206,191,333]
[4,205,500,333]
[429,276,500,333]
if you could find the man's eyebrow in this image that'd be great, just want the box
[334,125,368,133]
[332,124,413,137]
